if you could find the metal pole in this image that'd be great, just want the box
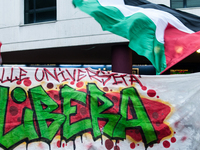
[111,45,132,74]
[183,0,187,8]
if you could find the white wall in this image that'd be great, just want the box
[0,0,127,53]
[0,0,200,53]
[149,0,170,6]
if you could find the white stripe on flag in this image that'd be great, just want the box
[98,0,194,43]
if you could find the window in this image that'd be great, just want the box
[171,0,200,8]
[24,0,56,24]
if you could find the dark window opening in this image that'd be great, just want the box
[171,0,200,8]
[24,0,56,24]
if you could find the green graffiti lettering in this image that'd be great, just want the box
[29,85,66,142]
[11,87,27,103]
[61,85,92,140]
[0,83,163,149]
[0,86,38,149]
[88,83,121,139]
[113,87,157,145]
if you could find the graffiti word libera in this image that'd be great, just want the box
[0,83,156,149]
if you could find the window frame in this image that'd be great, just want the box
[170,0,200,8]
[24,0,56,24]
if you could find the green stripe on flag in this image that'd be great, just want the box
[73,0,167,74]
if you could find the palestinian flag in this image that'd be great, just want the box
[73,0,200,74]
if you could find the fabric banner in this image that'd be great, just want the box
[0,67,199,150]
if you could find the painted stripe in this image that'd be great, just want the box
[98,0,193,43]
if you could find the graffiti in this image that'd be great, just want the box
[0,67,29,83]
[0,81,172,150]
[4,67,200,150]
[0,67,144,88]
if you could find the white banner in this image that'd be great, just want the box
[0,67,199,150]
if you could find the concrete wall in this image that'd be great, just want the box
[0,0,127,53]
[0,0,200,53]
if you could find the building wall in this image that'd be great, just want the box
[0,0,200,53]
[0,0,127,53]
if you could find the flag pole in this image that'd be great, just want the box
[111,45,132,74]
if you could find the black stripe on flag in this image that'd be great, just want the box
[124,0,200,32]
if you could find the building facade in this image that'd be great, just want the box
[0,0,200,74]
